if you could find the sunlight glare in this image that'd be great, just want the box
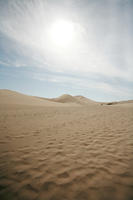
[50,19,74,47]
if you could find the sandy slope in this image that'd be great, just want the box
[0,90,66,106]
[0,90,133,200]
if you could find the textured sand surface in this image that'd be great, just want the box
[0,90,133,200]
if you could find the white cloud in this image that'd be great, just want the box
[0,0,132,100]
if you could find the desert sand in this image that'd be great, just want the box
[0,89,133,200]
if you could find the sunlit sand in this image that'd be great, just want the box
[0,90,133,200]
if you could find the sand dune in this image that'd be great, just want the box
[45,94,96,105]
[51,94,78,103]
[0,90,67,107]
[37,94,80,105]
[0,90,133,200]
[0,90,96,107]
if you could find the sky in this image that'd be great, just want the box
[0,0,133,102]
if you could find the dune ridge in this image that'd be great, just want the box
[0,90,96,106]
[1,89,132,106]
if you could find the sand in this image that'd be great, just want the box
[0,90,133,200]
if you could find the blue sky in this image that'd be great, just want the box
[0,0,133,102]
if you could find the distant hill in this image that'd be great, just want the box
[43,94,97,105]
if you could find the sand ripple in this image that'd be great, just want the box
[0,105,133,200]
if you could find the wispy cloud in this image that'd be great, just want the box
[0,0,132,100]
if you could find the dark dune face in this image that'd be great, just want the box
[0,91,133,200]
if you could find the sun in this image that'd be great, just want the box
[49,19,74,47]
